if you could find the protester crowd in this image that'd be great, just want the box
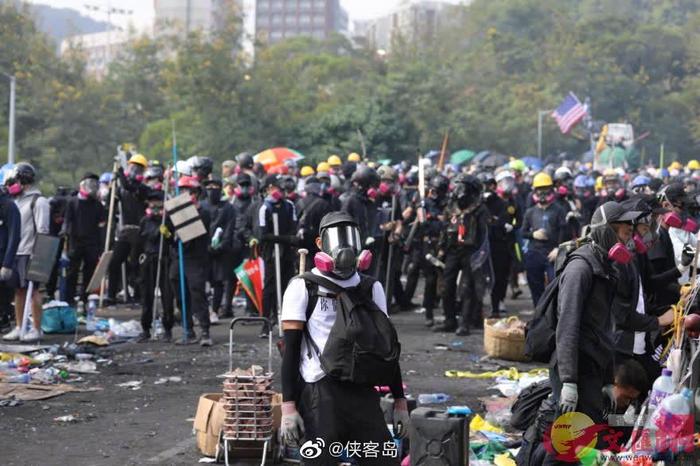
[0,149,697,462]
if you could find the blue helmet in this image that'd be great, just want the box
[99,172,113,184]
[573,174,589,189]
[631,175,651,188]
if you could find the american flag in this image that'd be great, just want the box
[551,92,587,134]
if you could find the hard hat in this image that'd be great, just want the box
[99,172,112,184]
[300,166,315,177]
[327,155,342,167]
[687,160,700,170]
[595,176,604,191]
[376,165,397,181]
[128,153,148,168]
[553,166,573,181]
[177,175,200,190]
[317,161,331,173]
[631,175,651,188]
[669,161,683,171]
[347,152,361,162]
[532,172,553,189]
[602,168,619,182]
[509,159,526,173]
[495,170,514,183]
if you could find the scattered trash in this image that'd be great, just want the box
[154,376,182,385]
[450,340,464,348]
[447,406,473,415]
[75,353,93,361]
[434,344,449,351]
[417,393,450,404]
[445,367,548,380]
[117,380,143,390]
[470,414,504,434]
[198,458,218,463]
[54,414,78,423]
[108,319,143,339]
[493,452,517,466]
[55,361,99,374]
[0,397,23,407]
[0,382,101,401]
[33,352,54,364]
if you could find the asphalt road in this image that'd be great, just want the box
[0,284,537,465]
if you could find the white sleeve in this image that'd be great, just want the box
[281,277,308,322]
[372,281,388,315]
[35,196,50,235]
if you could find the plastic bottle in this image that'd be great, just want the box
[7,373,31,383]
[650,388,693,453]
[86,294,99,332]
[153,318,164,339]
[648,369,674,411]
[417,393,450,404]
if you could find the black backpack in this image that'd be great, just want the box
[300,272,401,386]
[510,379,552,431]
[524,249,593,363]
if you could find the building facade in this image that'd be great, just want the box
[60,30,131,79]
[255,0,348,44]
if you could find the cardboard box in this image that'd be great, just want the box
[193,393,225,457]
[272,392,282,431]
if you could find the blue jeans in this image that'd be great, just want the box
[524,249,554,307]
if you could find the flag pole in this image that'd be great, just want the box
[172,121,189,342]
[437,130,449,172]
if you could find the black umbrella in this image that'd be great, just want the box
[473,151,510,168]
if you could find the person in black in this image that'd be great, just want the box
[252,174,298,337]
[165,176,212,346]
[404,174,448,326]
[376,166,407,311]
[434,175,489,335]
[46,186,70,301]
[62,174,106,305]
[522,173,568,306]
[296,177,332,268]
[201,177,239,319]
[546,202,641,466]
[483,174,511,317]
[108,154,151,302]
[231,173,258,317]
[0,187,20,331]
[137,190,175,342]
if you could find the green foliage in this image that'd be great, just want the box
[3,0,700,191]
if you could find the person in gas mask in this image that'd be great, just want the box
[341,166,380,244]
[433,175,489,335]
[553,167,583,239]
[522,173,568,306]
[596,169,627,208]
[484,172,512,317]
[188,156,214,183]
[201,177,239,319]
[46,186,70,301]
[279,212,406,465]
[144,163,164,191]
[296,177,332,267]
[137,191,175,342]
[231,173,258,317]
[98,172,112,205]
[318,170,342,211]
[573,174,597,226]
[0,181,21,332]
[163,176,212,346]
[108,153,151,303]
[62,173,106,306]
[546,201,642,461]
[1,163,49,342]
[252,175,298,337]
[403,174,448,326]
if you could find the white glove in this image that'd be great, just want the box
[559,382,578,413]
[0,267,12,281]
[566,211,581,221]
[547,248,559,263]
[504,223,514,233]
[280,402,305,447]
[393,398,410,440]
[533,229,548,241]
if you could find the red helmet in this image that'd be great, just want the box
[177,175,200,190]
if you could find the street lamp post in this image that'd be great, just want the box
[537,109,552,160]
[7,74,15,165]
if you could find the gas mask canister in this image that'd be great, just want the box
[315,223,372,279]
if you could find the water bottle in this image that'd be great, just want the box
[650,388,693,453]
[7,373,31,383]
[541,213,549,239]
[648,369,674,411]
[86,294,99,332]
[417,393,450,404]
[153,318,164,339]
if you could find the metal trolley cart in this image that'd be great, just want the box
[222,317,275,466]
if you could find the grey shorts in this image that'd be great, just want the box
[16,255,32,289]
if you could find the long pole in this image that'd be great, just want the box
[8,75,15,164]
[659,143,665,170]
[273,213,283,338]
[172,121,189,342]
[98,161,119,309]
[437,130,449,172]
[537,109,552,160]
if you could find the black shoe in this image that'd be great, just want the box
[162,330,173,343]
[200,332,213,347]
[218,310,234,318]
[511,288,522,299]
[175,332,198,345]
[433,320,457,333]
[455,326,470,336]
[136,332,151,343]
[259,329,270,339]
[425,318,434,327]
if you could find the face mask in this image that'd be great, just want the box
[379,182,392,195]
[557,186,569,197]
[287,191,298,202]
[268,189,283,202]
[314,249,372,278]
[207,189,222,204]
[663,211,683,229]
[633,234,648,254]
[533,191,554,205]
[99,186,109,200]
[614,188,626,201]
[683,217,698,233]
[147,180,163,191]
[7,183,21,196]
[608,242,634,264]
[366,187,378,200]
[146,207,162,217]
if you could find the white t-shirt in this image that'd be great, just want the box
[280,268,388,383]
[633,278,646,355]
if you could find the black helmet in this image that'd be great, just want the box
[188,156,213,178]
[430,174,450,195]
[236,152,254,169]
[282,175,296,192]
[144,164,164,180]
[235,173,252,186]
[404,171,419,186]
[261,174,280,190]
[452,174,482,209]
[7,162,36,186]
[477,172,496,186]
[351,166,380,189]
[204,176,223,189]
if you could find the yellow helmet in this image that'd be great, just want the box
[327,155,342,166]
[128,153,148,168]
[688,160,700,170]
[316,161,330,173]
[669,161,683,171]
[595,176,604,192]
[348,152,361,162]
[300,166,315,177]
[532,172,553,189]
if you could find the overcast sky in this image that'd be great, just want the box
[27,0,459,31]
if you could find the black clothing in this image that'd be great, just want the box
[521,203,568,253]
[296,193,332,258]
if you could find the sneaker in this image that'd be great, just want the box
[209,311,220,325]
[21,327,42,342]
[200,334,213,347]
[3,326,21,341]
[455,326,470,336]
[425,318,434,327]
[175,332,198,345]
[136,332,151,343]
[162,329,173,343]
[432,320,457,333]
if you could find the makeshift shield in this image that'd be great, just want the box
[234,255,264,316]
